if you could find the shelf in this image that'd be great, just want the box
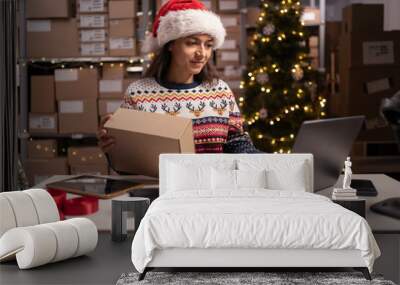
[19,56,145,64]
[352,156,400,174]
[25,133,97,139]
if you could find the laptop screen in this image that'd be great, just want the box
[292,116,364,191]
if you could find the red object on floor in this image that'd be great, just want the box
[47,188,67,210]
[58,210,65,220]
[63,197,99,215]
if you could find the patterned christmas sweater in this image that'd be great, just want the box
[122,77,259,153]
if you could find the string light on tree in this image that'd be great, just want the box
[241,0,326,152]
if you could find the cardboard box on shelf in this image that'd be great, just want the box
[109,37,136,56]
[102,63,125,79]
[27,139,58,159]
[202,0,217,11]
[67,146,107,165]
[220,14,240,32]
[215,50,240,68]
[221,65,243,78]
[309,36,318,48]
[78,14,108,29]
[301,7,320,26]
[309,47,318,58]
[109,19,135,38]
[123,77,137,91]
[80,42,108,56]
[26,0,73,19]
[325,21,341,71]
[357,126,396,142]
[217,0,240,13]
[98,98,123,115]
[79,29,108,42]
[339,31,400,68]
[58,99,98,134]
[31,75,56,113]
[109,0,136,19]
[338,66,400,119]
[246,7,260,28]
[224,78,241,91]
[342,4,383,33]
[27,19,79,58]
[70,163,109,175]
[55,68,98,100]
[24,157,69,186]
[104,108,195,177]
[221,29,241,50]
[77,0,107,14]
[29,113,58,134]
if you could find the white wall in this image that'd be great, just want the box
[326,0,400,30]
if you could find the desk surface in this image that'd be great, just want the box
[35,175,159,194]
[319,174,400,233]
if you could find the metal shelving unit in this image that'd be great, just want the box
[18,0,156,163]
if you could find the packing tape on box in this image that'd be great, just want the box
[63,197,99,216]
[78,0,107,13]
[0,192,39,227]
[106,100,123,113]
[58,100,84,114]
[55,69,78,82]
[24,189,60,224]
[99,80,123,93]
[27,20,51,32]
[219,0,239,10]
[0,196,17,238]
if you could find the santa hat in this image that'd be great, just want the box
[142,0,226,53]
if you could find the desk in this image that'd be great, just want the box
[34,175,158,231]
[319,174,400,283]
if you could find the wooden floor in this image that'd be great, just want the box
[0,232,134,285]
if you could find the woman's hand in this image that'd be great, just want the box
[97,114,116,153]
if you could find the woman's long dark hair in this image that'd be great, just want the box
[143,42,220,84]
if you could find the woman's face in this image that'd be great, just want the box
[169,34,214,75]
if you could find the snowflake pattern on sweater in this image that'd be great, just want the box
[121,77,259,153]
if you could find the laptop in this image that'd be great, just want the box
[292,116,365,191]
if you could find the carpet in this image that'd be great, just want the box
[116,271,396,285]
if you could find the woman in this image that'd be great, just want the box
[98,0,259,156]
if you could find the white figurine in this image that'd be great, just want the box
[342,157,353,189]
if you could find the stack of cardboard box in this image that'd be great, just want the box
[26,0,138,58]
[25,139,69,185]
[98,63,126,118]
[29,75,59,134]
[55,68,99,134]
[27,0,79,58]
[68,146,109,175]
[335,4,400,141]
[77,0,109,56]
[214,0,242,97]
[108,0,137,56]
[215,1,241,69]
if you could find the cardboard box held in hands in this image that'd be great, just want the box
[104,108,195,177]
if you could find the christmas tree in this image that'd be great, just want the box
[240,0,326,153]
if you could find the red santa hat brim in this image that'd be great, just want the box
[142,9,226,54]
